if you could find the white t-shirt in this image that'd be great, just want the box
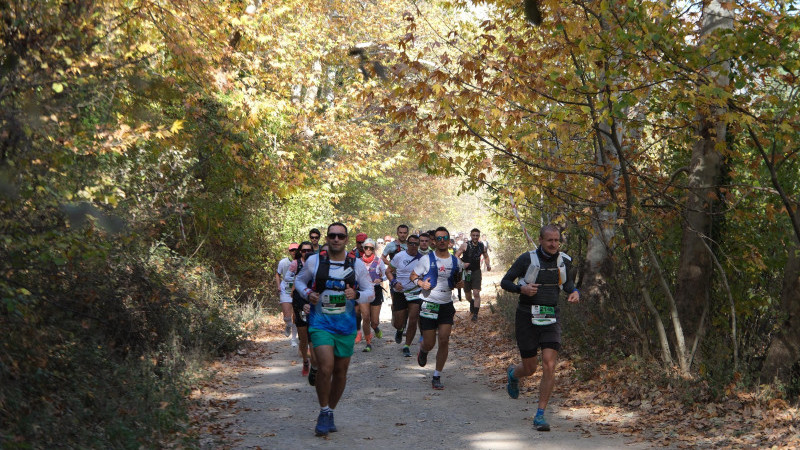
[413,253,464,304]
[276,257,291,279]
[390,251,425,291]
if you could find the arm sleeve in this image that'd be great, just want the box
[294,255,317,300]
[561,255,577,293]
[355,260,375,304]
[500,253,530,293]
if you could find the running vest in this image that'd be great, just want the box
[521,250,569,289]
[426,252,460,289]
[313,255,357,293]
[364,257,381,282]
[461,241,484,267]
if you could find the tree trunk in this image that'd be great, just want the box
[674,0,733,349]
[761,235,800,383]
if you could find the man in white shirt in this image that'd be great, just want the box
[410,227,465,390]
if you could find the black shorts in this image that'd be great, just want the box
[391,289,408,311]
[464,268,482,291]
[515,304,561,358]
[370,285,384,306]
[419,301,456,330]
[293,303,309,328]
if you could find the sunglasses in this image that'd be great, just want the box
[300,249,312,253]
[327,232,347,240]
[407,241,420,246]
[435,235,450,241]
[364,246,374,250]
[356,241,365,244]
[289,248,297,252]
[310,235,320,240]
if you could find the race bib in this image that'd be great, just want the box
[531,305,557,326]
[420,301,440,319]
[321,291,347,315]
[286,281,294,290]
[464,270,472,282]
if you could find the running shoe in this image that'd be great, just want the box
[506,365,519,399]
[402,346,411,357]
[355,330,362,343]
[394,328,403,344]
[315,410,331,436]
[432,376,444,390]
[328,411,337,432]
[417,350,428,367]
[471,313,478,322]
[363,343,373,352]
[284,323,291,337]
[533,414,550,431]
[302,359,310,377]
[308,366,317,386]
[374,327,383,339]
[290,338,298,347]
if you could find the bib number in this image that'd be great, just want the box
[321,292,347,315]
[420,301,440,319]
[464,270,472,282]
[531,305,556,326]
[286,281,294,290]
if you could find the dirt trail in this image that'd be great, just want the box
[194,273,651,449]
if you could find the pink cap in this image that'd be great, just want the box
[288,243,299,250]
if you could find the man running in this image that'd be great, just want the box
[290,241,317,378]
[500,224,580,431]
[382,225,410,343]
[418,232,432,255]
[386,234,424,357]
[456,228,491,321]
[309,228,322,253]
[410,227,464,390]
[294,222,374,437]
[276,243,299,343]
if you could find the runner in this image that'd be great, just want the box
[418,232,431,255]
[480,233,491,271]
[410,227,464,390]
[500,224,580,432]
[276,243,299,345]
[290,241,317,378]
[382,225,410,344]
[359,238,387,352]
[386,234,425,357]
[456,228,491,321]
[309,228,322,253]
[294,222,374,437]
[350,232,368,344]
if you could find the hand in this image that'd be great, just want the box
[454,280,464,289]
[392,280,404,292]
[521,283,540,296]
[567,291,580,303]
[463,262,470,269]
[486,265,491,272]
[345,284,357,300]
[309,291,320,304]
[303,303,311,314]
[373,278,382,285]
[418,277,432,291]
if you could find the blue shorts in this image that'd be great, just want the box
[309,328,357,358]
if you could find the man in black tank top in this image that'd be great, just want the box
[456,228,491,321]
[499,225,580,432]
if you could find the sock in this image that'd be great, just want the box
[433,370,441,377]
[536,408,545,417]
[284,317,292,325]
[373,327,380,333]
[321,406,331,413]
[403,344,410,349]
[291,324,297,339]
[474,306,480,316]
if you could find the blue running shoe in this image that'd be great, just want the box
[507,365,519,399]
[315,410,330,436]
[328,411,337,432]
[533,414,550,431]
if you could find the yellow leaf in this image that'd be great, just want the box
[170,120,184,134]
[52,82,64,93]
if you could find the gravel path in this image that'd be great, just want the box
[196,293,651,449]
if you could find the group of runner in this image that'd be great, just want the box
[273,222,580,437]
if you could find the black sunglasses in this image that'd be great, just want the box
[310,235,320,239]
[300,248,312,253]
[407,241,420,246]
[364,246,374,250]
[327,232,347,240]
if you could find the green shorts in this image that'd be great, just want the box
[308,328,357,358]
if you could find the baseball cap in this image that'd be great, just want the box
[356,232,368,243]
[288,243,299,250]
[363,238,376,248]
